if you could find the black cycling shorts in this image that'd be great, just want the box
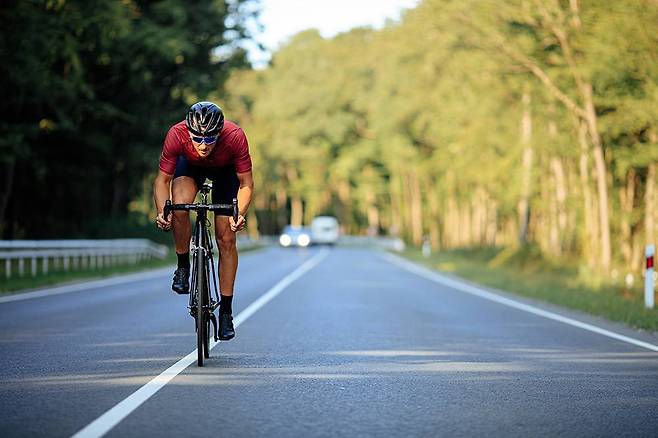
[173,155,239,204]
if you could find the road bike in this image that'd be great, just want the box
[164,182,238,366]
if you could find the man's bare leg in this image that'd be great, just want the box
[170,176,197,293]
[171,176,197,252]
[215,216,238,295]
[215,215,237,340]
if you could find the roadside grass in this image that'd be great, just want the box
[399,245,658,333]
[0,244,264,294]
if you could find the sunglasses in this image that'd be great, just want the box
[189,133,219,144]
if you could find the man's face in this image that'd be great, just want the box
[189,131,218,158]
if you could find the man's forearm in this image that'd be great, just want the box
[237,185,253,216]
[153,175,172,214]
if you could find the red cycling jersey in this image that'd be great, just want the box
[159,120,252,175]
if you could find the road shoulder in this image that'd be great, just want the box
[381,250,658,348]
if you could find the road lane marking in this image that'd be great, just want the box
[71,248,329,438]
[381,252,658,353]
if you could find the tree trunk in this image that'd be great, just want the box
[460,201,472,246]
[546,167,559,255]
[535,0,610,268]
[646,162,657,246]
[548,102,568,253]
[577,119,598,267]
[408,171,423,246]
[388,171,402,237]
[551,157,568,254]
[111,166,126,218]
[424,178,441,249]
[445,194,458,248]
[337,179,352,233]
[290,196,303,227]
[285,166,304,227]
[365,189,379,236]
[582,83,612,270]
[0,158,15,237]
[473,187,489,246]
[619,169,636,270]
[276,186,287,230]
[518,90,533,245]
[569,0,581,29]
[486,200,498,245]
[472,191,481,246]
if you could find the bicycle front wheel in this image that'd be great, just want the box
[196,248,206,367]
[204,314,211,358]
[203,258,210,358]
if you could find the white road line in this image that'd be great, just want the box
[0,268,173,304]
[71,248,329,438]
[381,252,658,353]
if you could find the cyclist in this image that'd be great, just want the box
[153,101,253,340]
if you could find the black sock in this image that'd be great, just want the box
[220,294,233,315]
[177,252,190,269]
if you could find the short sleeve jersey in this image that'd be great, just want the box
[159,120,252,175]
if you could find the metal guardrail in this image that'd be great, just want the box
[336,235,406,251]
[0,235,401,279]
[0,239,168,279]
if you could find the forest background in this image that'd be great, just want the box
[2,0,657,282]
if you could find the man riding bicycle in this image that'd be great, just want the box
[153,101,254,341]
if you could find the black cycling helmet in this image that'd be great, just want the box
[185,101,224,137]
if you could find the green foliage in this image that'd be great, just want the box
[4,0,657,283]
[1,0,260,238]
[224,0,658,277]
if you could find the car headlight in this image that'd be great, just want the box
[279,235,292,247]
[297,234,310,247]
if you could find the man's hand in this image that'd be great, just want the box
[230,214,246,232]
[156,212,172,231]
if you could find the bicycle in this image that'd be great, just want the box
[164,182,238,366]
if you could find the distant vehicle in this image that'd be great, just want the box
[279,225,312,247]
[311,216,339,245]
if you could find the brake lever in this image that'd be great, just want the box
[232,198,239,224]
[164,200,172,220]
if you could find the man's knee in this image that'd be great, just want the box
[171,177,197,226]
[216,232,236,252]
[172,177,197,202]
[172,210,190,224]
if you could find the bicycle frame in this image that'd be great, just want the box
[189,190,219,333]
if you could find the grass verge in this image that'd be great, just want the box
[1,244,264,294]
[398,245,658,333]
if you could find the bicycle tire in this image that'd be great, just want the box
[203,258,210,358]
[196,247,206,367]
[204,316,211,358]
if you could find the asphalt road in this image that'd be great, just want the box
[0,246,657,437]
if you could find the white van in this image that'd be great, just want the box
[311,216,339,245]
